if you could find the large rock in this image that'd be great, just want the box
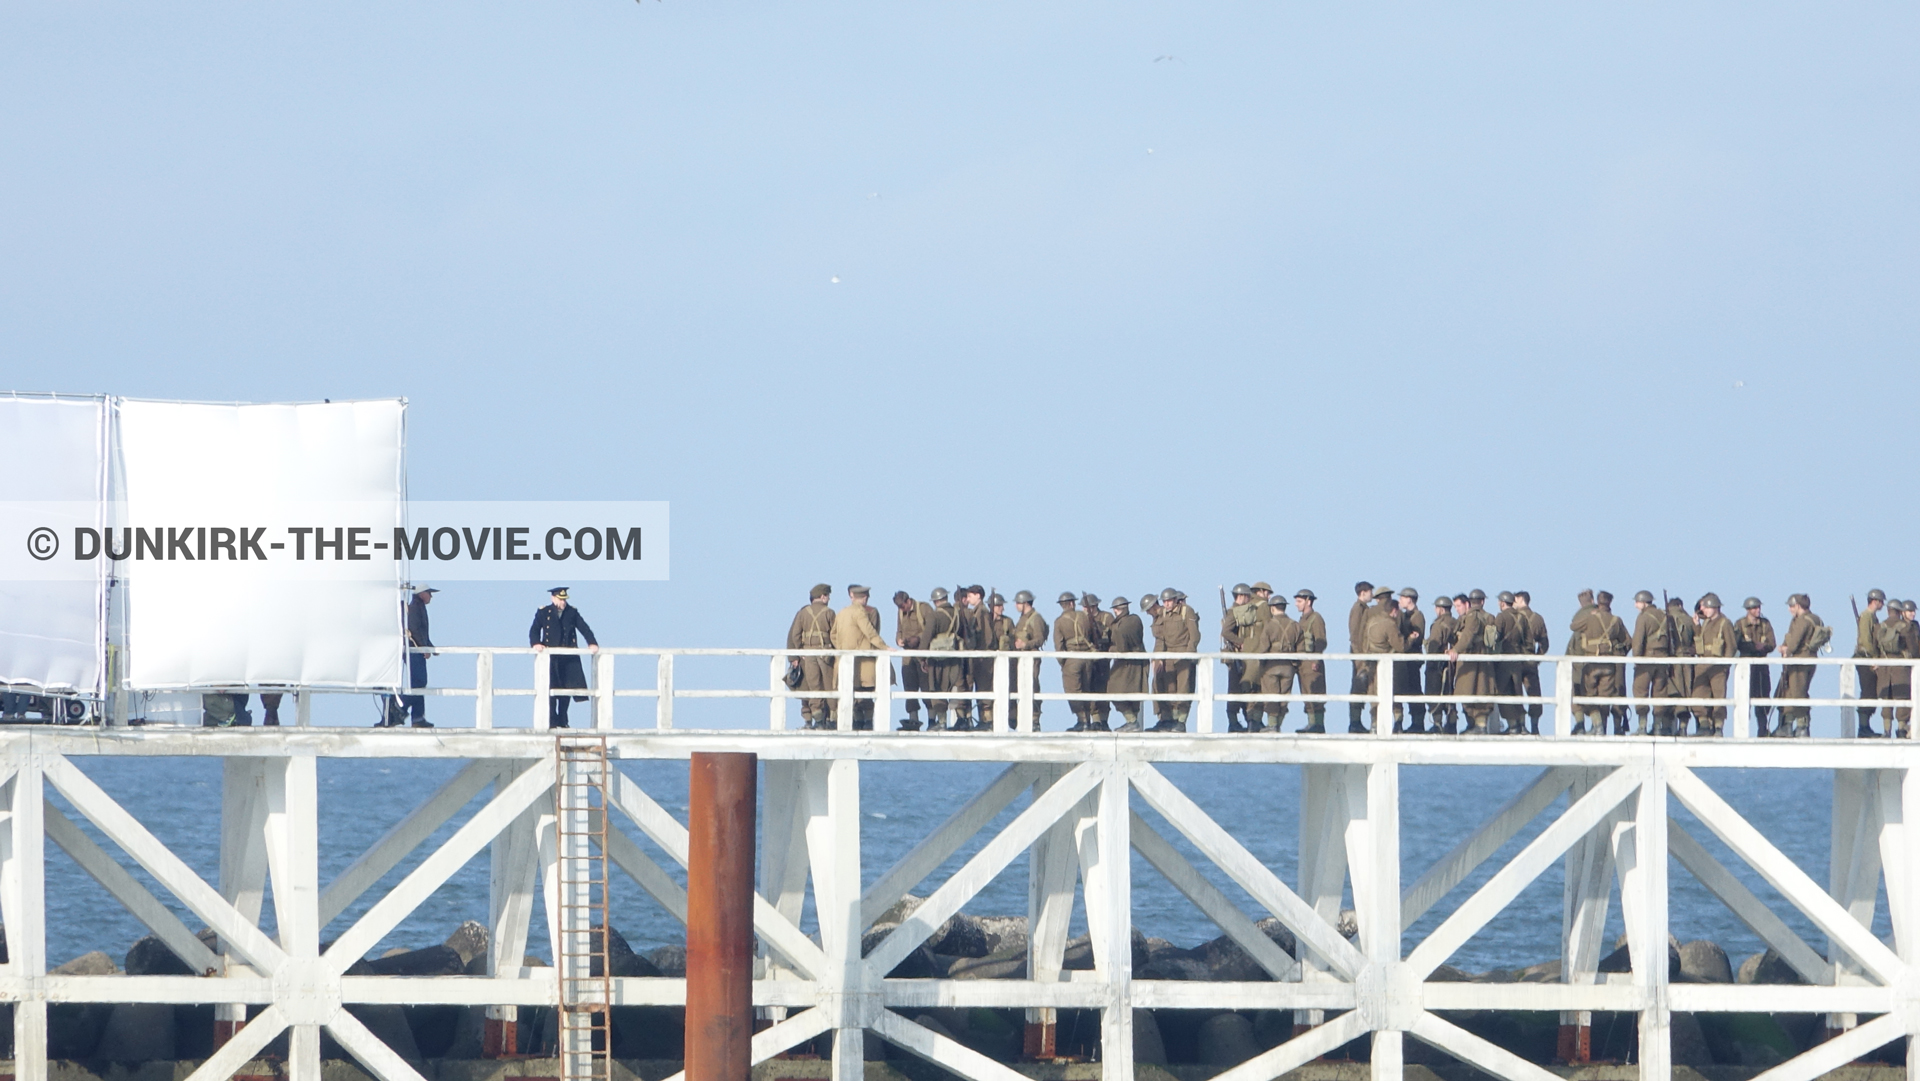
[46,1003,108,1059]
[1133,1009,1167,1065]
[405,1004,466,1058]
[1671,1011,1713,1066]
[52,950,119,975]
[926,915,994,959]
[946,945,1028,980]
[955,1007,1018,1061]
[362,944,464,977]
[1697,1011,1797,1067]
[1137,953,1211,981]
[1597,936,1681,979]
[1189,918,1296,981]
[346,1004,423,1060]
[94,1002,176,1061]
[124,934,197,976]
[597,926,663,978]
[1196,1012,1260,1066]
[1677,939,1733,983]
[610,1006,684,1058]
[647,945,687,976]
[1738,947,1812,985]
[444,920,489,966]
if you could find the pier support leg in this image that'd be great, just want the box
[806,761,863,1081]
[216,758,270,1050]
[687,753,757,1081]
[5,765,47,1081]
[758,762,813,1025]
[1560,768,1618,1064]
[264,754,320,1081]
[1025,765,1079,1059]
[1346,762,1401,1080]
[1083,767,1132,1078]
[1295,765,1352,1038]
[1615,763,1668,1080]
[487,761,541,1057]
[1826,769,1880,1043]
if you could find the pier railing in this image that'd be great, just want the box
[155,647,1920,737]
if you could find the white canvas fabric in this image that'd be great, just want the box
[116,399,405,690]
[0,396,107,693]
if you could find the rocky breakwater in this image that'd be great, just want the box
[6,908,1908,1076]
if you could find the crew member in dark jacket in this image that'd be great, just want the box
[531,587,599,728]
[395,584,438,727]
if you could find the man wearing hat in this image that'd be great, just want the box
[1221,584,1260,732]
[1629,590,1677,736]
[1105,596,1148,731]
[924,588,965,731]
[1082,594,1115,730]
[1448,590,1497,735]
[1854,589,1888,736]
[1244,593,1301,732]
[1289,590,1327,733]
[893,590,937,731]
[1880,601,1918,738]
[830,585,891,730]
[958,585,991,730]
[1693,594,1736,736]
[1666,595,1699,734]
[1144,589,1199,731]
[1514,592,1547,735]
[1346,582,1375,731]
[1009,591,1049,726]
[530,587,599,728]
[389,584,439,728]
[787,585,837,728]
[1735,597,1777,735]
[1393,589,1426,733]
[1054,592,1100,731]
[1425,594,1457,734]
[1778,594,1824,738]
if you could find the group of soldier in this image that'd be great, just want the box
[786,581,1920,737]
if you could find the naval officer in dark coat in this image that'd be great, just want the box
[530,587,599,728]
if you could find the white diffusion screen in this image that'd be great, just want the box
[0,396,107,693]
[116,399,406,690]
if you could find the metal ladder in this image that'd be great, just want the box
[554,734,611,1081]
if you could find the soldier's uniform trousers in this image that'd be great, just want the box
[1632,663,1676,734]
[1060,653,1095,726]
[1517,662,1543,733]
[1425,659,1455,733]
[1454,661,1495,731]
[1693,664,1730,733]
[1156,660,1195,723]
[800,657,836,724]
[1494,663,1525,733]
[1749,663,1774,733]
[1298,660,1327,728]
[1090,658,1112,727]
[1394,658,1423,731]
[1879,665,1912,733]
[900,658,931,726]
[1259,664,1296,729]
[1779,664,1814,733]
[929,655,966,728]
[1857,663,1881,728]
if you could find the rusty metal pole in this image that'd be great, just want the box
[686,752,757,1081]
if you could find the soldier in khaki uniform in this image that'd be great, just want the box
[1493,592,1526,735]
[1106,597,1149,731]
[1778,594,1825,738]
[1667,596,1698,734]
[1448,589,1497,735]
[1692,593,1736,737]
[1515,592,1547,734]
[1630,590,1677,736]
[893,591,937,731]
[1358,591,1402,733]
[1425,595,1458,734]
[925,587,966,731]
[1881,600,1918,738]
[1146,589,1200,731]
[786,584,837,728]
[1347,582,1375,731]
[1575,591,1631,735]
[1244,595,1300,732]
[1054,591,1100,731]
[1394,589,1427,733]
[1736,597,1777,736]
[830,586,892,730]
[1854,589,1887,737]
[1010,591,1049,728]
[1295,590,1329,733]
[977,592,1015,730]
[955,586,989,731]
[1221,584,1263,732]
[1083,593,1114,730]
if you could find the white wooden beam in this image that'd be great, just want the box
[323,757,556,973]
[806,759,864,1081]
[1204,1009,1369,1081]
[44,799,223,974]
[1630,759,1671,1081]
[43,754,288,976]
[1402,766,1574,930]
[1405,765,1640,980]
[862,763,1038,930]
[327,1004,433,1081]
[870,1008,1035,1081]
[1091,767,1133,1081]
[1129,812,1294,979]
[1668,819,1832,984]
[1131,761,1367,980]
[1409,1011,1561,1081]
[318,759,501,925]
[1667,764,1906,985]
[175,1004,288,1081]
[1746,1011,1906,1081]
[7,762,46,1081]
[864,761,1102,979]
[655,1006,838,1081]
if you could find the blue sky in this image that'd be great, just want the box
[3,2,1915,691]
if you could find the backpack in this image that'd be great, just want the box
[1481,621,1499,651]
[1808,618,1833,652]
[930,606,961,651]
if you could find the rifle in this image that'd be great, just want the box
[1852,595,1861,621]
[1219,586,1238,653]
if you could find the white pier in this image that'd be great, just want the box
[12,647,1920,1081]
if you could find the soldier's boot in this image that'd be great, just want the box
[1633,707,1651,736]
[1246,705,1267,734]
[1528,708,1543,735]
[1349,701,1367,730]
[1116,708,1143,733]
[1301,708,1326,734]
[900,709,922,732]
[1405,704,1426,735]
[1266,705,1287,733]
[1464,712,1490,736]
[1225,705,1246,733]
[1858,717,1879,738]
[1792,716,1811,738]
